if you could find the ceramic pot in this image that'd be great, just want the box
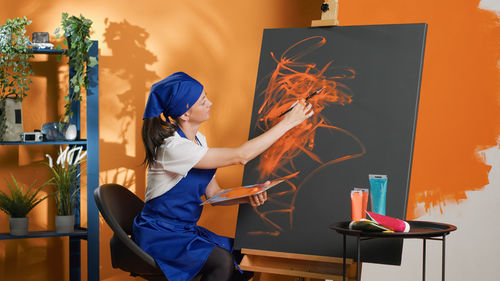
[9,217,28,236]
[55,215,74,233]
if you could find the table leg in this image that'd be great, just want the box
[422,238,426,281]
[343,234,346,281]
[442,235,446,281]
[356,235,360,281]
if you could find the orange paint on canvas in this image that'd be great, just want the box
[248,36,366,235]
[256,36,355,179]
[339,1,500,219]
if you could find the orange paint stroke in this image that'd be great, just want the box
[267,178,296,197]
[290,123,366,228]
[254,205,283,231]
[266,197,295,209]
[256,36,355,179]
[339,0,500,222]
[249,36,366,236]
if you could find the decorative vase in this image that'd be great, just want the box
[55,215,74,233]
[41,122,77,141]
[0,98,23,142]
[9,217,28,236]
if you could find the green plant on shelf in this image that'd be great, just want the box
[0,16,34,103]
[0,174,50,218]
[45,145,87,216]
[54,13,97,123]
[0,17,34,139]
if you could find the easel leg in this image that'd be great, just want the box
[343,234,347,281]
[356,235,360,281]
[422,238,426,281]
[442,235,446,281]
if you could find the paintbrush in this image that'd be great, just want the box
[278,87,324,118]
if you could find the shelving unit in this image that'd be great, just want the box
[0,41,99,281]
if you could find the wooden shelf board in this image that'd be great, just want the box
[0,229,87,240]
[0,140,87,146]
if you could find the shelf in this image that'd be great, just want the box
[0,139,87,146]
[0,40,99,280]
[0,228,87,240]
[29,48,67,55]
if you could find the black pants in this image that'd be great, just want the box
[198,247,253,281]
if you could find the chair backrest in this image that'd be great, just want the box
[93,183,162,275]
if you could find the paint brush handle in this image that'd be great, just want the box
[278,87,324,118]
[304,87,324,102]
[277,106,295,118]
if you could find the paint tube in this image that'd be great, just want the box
[368,174,388,215]
[367,211,410,233]
[350,189,363,221]
[354,187,369,219]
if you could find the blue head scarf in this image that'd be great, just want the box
[143,72,204,119]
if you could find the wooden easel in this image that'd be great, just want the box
[239,249,359,281]
[237,3,355,281]
[311,0,339,27]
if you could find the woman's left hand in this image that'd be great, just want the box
[248,181,269,207]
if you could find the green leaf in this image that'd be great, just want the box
[88,56,97,68]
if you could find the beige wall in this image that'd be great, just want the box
[1,0,499,280]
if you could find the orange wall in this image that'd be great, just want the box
[1,0,499,281]
[338,0,499,219]
[1,1,322,280]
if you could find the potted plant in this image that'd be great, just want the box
[0,17,34,141]
[0,174,50,236]
[54,13,97,124]
[45,145,86,233]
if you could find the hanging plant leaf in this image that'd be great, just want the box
[55,13,96,122]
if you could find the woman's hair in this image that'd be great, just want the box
[142,115,177,167]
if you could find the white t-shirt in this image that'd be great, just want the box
[145,131,209,202]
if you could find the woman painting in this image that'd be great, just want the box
[133,72,313,281]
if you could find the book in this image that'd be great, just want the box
[200,172,299,206]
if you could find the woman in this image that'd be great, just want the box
[133,72,313,281]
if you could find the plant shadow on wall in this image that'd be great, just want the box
[100,19,159,202]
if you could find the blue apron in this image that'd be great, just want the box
[133,129,233,281]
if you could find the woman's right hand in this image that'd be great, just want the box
[194,100,314,170]
[280,99,314,129]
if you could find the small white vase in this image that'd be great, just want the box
[55,215,74,233]
[9,217,29,236]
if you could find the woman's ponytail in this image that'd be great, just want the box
[142,116,176,167]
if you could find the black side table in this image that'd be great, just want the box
[330,221,457,281]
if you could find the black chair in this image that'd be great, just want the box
[93,184,201,281]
